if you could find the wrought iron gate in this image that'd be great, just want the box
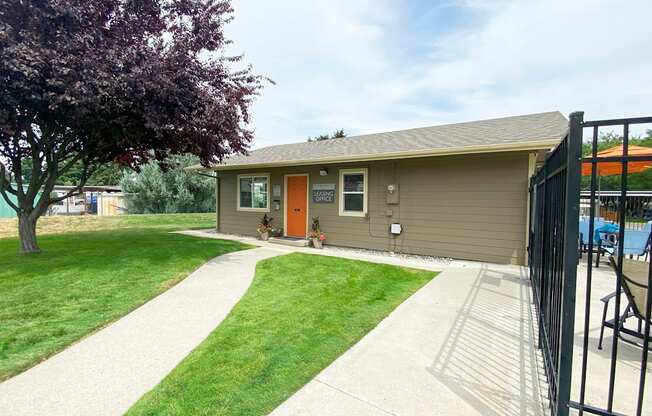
[528,112,582,416]
[528,112,652,416]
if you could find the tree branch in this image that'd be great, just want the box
[58,153,84,176]
[0,162,19,211]
[2,184,17,196]
[25,123,45,203]
[0,187,19,212]
[32,159,95,219]
[0,161,18,196]
[47,186,83,204]
[10,139,24,199]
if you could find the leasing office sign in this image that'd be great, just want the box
[312,183,335,203]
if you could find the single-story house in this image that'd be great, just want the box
[209,111,568,265]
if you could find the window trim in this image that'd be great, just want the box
[237,173,271,212]
[339,168,368,217]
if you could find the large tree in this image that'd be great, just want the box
[0,0,264,253]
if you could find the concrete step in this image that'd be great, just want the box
[268,237,310,247]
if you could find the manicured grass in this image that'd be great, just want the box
[0,215,250,381]
[128,253,436,416]
[0,212,216,239]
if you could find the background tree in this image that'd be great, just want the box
[307,129,346,142]
[0,0,265,253]
[83,164,125,187]
[20,158,125,186]
[120,154,215,214]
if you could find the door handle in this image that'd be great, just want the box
[293,208,301,212]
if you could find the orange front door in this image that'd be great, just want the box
[286,175,307,237]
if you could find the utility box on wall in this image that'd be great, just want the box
[386,183,399,204]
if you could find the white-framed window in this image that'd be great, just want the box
[237,173,270,212]
[339,168,368,217]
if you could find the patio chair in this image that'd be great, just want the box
[591,221,647,268]
[597,257,651,350]
[578,218,609,265]
[579,217,606,247]
[603,221,652,260]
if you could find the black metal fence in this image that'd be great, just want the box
[529,112,652,416]
[528,112,582,416]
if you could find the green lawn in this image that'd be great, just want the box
[128,253,436,416]
[0,212,218,239]
[0,214,250,381]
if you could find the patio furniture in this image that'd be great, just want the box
[578,217,613,266]
[597,257,651,350]
[580,221,652,267]
[603,221,652,260]
[579,217,605,251]
[595,222,618,245]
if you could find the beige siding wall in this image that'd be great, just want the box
[218,151,530,265]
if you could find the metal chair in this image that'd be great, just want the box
[579,217,606,260]
[603,221,652,260]
[598,257,651,350]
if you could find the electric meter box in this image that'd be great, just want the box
[386,183,399,204]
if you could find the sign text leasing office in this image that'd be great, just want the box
[312,183,335,203]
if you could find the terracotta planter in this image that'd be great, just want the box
[259,231,269,241]
[312,238,323,249]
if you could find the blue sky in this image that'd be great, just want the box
[226,0,652,147]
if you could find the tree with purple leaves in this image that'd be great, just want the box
[0,0,266,253]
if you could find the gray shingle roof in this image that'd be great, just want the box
[215,111,567,170]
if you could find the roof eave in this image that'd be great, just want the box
[185,164,211,172]
[210,138,563,172]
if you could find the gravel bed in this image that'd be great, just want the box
[201,230,451,266]
[322,245,451,266]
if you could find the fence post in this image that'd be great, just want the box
[556,111,583,416]
[537,164,547,352]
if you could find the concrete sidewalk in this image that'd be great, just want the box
[571,262,652,414]
[177,230,452,273]
[270,262,544,416]
[181,230,546,415]
[1,229,545,416]
[0,247,282,416]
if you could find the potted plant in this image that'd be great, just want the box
[257,214,274,241]
[309,216,326,249]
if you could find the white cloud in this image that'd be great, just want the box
[423,1,652,116]
[226,0,652,148]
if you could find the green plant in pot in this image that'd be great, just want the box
[309,216,326,249]
[257,214,274,241]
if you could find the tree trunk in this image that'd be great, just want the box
[18,213,41,254]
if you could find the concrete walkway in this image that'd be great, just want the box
[177,230,449,273]
[0,247,282,416]
[1,230,545,416]
[571,262,652,415]
[270,262,544,416]
[184,230,544,416]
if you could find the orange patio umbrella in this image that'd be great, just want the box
[581,145,652,219]
[582,145,652,176]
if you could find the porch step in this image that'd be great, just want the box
[268,237,310,247]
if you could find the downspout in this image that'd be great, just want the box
[215,175,220,232]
